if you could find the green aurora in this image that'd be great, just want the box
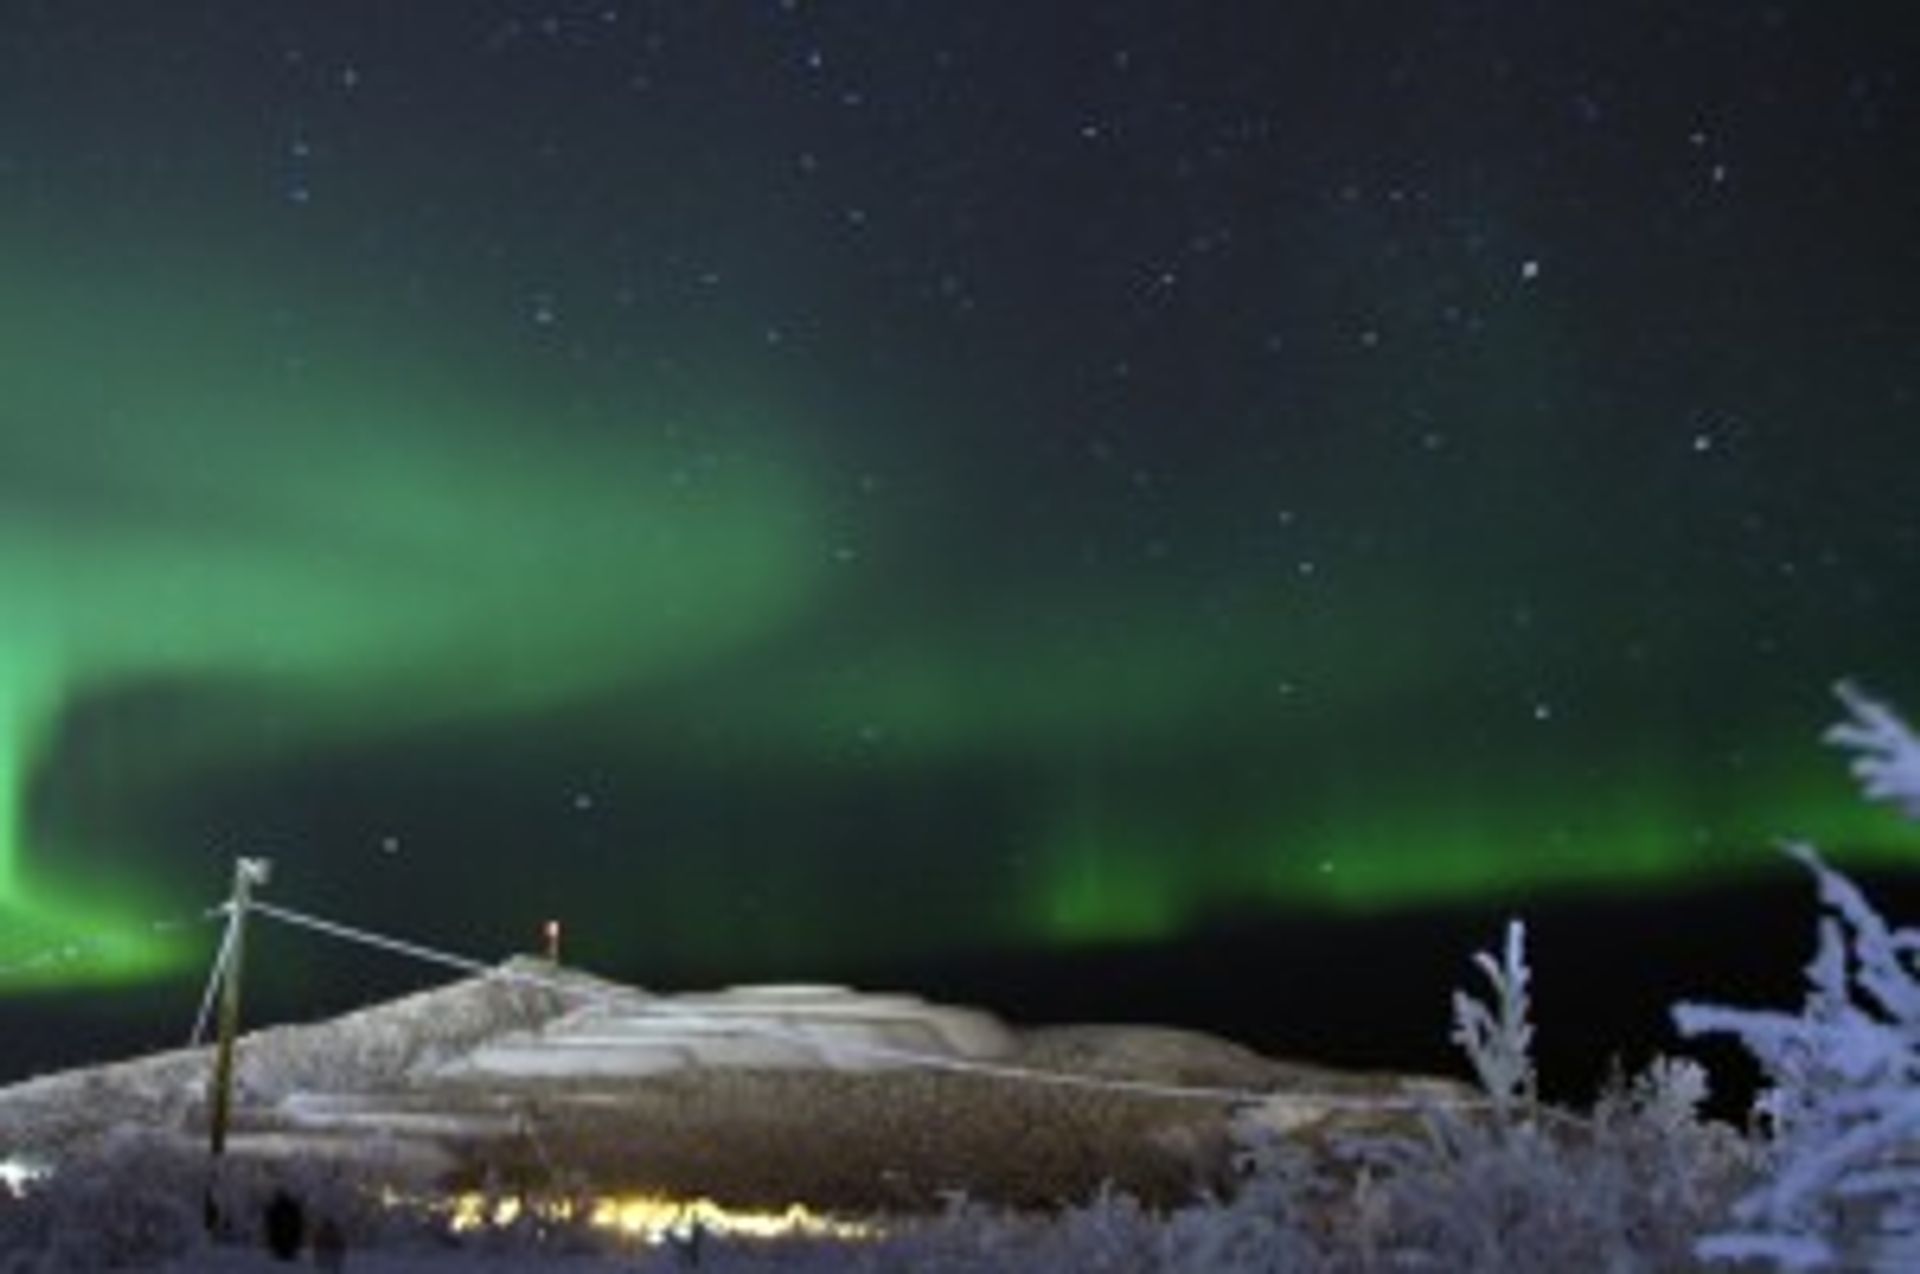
[2,202,1916,989]
[0,231,823,985]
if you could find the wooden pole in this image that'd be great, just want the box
[207,857,269,1158]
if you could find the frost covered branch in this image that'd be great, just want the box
[1826,680,1920,819]
[1673,848,1920,1269]
[1451,918,1536,1120]
[1661,683,1920,1269]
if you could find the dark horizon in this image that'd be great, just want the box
[9,857,1914,1127]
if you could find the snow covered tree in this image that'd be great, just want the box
[1672,682,1920,1270]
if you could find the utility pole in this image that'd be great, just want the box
[207,856,270,1158]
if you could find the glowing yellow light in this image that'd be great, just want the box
[438,1190,874,1245]
[447,1193,526,1232]
[588,1194,874,1243]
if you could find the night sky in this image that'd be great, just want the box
[3,3,1919,1093]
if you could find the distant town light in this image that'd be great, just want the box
[0,1155,48,1197]
[442,1190,875,1244]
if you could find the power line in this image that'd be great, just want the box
[246,901,500,982]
